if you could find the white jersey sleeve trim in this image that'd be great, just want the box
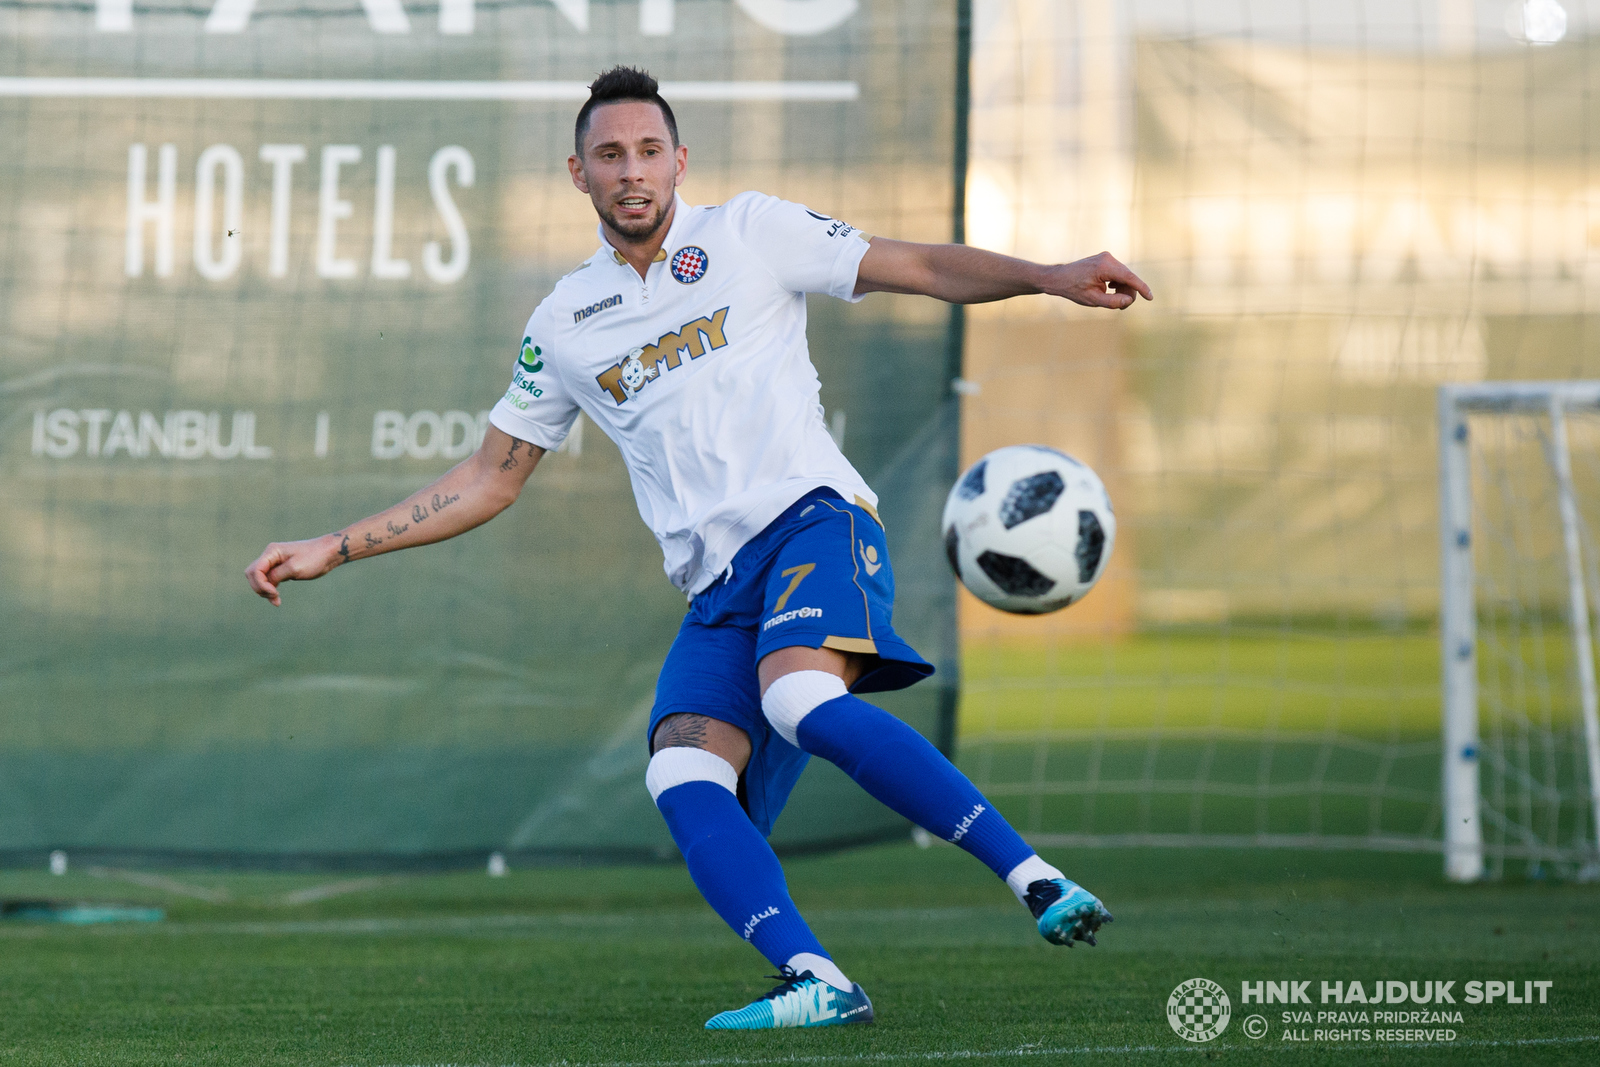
[487,402,573,453]
[826,228,871,304]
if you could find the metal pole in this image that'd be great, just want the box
[1438,387,1485,881]
[935,0,972,760]
[1545,397,1600,864]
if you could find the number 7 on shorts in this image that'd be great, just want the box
[773,563,816,613]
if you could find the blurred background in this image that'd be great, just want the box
[960,0,1600,879]
[2,0,1597,879]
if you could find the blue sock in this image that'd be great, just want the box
[795,694,1035,879]
[654,780,833,970]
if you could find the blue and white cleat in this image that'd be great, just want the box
[1024,878,1114,947]
[704,967,874,1030]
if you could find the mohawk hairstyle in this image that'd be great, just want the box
[574,66,680,157]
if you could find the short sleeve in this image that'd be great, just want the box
[488,306,581,451]
[722,191,871,303]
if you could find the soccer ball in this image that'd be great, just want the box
[941,445,1115,615]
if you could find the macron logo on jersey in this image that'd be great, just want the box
[574,293,622,324]
[595,307,732,404]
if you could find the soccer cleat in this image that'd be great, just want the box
[1024,877,1114,947]
[704,967,874,1030]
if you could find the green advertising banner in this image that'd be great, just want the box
[0,0,961,865]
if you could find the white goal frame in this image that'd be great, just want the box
[1438,382,1600,882]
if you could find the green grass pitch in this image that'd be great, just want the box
[2,843,1596,1066]
[3,630,1595,1062]
[961,629,1447,738]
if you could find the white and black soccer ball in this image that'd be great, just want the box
[941,445,1115,615]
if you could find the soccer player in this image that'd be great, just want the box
[246,66,1152,1030]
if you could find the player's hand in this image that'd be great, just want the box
[1042,252,1153,310]
[245,534,346,606]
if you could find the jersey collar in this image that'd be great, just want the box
[597,194,693,268]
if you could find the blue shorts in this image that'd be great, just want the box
[649,487,934,835]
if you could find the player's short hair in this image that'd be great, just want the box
[574,66,680,157]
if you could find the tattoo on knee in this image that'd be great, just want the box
[652,714,711,752]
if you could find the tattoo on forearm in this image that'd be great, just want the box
[499,441,523,473]
[344,489,461,564]
[410,489,461,525]
[652,714,710,752]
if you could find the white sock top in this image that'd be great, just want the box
[645,747,739,803]
[1003,854,1065,903]
[761,670,848,746]
[787,952,851,991]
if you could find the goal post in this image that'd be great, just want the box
[1438,382,1600,883]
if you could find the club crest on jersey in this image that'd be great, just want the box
[669,246,709,284]
[596,307,731,404]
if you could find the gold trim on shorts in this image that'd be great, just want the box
[853,496,882,527]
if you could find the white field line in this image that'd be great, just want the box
[84,866,230,903]
[0,78,858,102]
[7,905,1005,938]
[277,875,407,905]
[359,1033,1600,1067]
[0,911,718,939]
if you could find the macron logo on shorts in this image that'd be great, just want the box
[763,606,822,631]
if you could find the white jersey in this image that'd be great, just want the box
[488,192,877,596]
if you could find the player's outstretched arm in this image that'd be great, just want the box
[245,426,545,606]
[853,238,1153,309]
